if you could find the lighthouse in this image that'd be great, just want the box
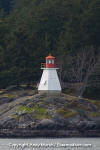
[38,54,61,94]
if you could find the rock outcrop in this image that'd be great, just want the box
[0,89,100,137]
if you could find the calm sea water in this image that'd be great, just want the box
[0,138,100,150]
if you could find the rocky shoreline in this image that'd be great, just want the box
[0,129,100,138]
[0,89,100,137]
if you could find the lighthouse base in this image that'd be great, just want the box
[38,90,61,96]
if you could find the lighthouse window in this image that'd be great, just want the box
[46,60,49,64]
[46,59,53,64]
[46,60,48,64]
[49,60,52,64]
[52,60,54,64]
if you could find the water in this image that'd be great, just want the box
[0,138,100,150]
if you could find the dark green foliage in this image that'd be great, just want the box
[0,0,14,14]
[84,87,100,100]
[0,0,99,99]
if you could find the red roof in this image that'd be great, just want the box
[46,54,55,59]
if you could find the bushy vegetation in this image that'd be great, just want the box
[0,0,100,99]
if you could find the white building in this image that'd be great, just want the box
[38,54,61,94]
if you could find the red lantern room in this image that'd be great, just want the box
[45,54,55,68]
[38,54,61,93]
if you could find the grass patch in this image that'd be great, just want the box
[63,88,77,96]
[17,105,50,119]
[0,93,17,99]
[18,105,47,114]
[61,93,77,101]
[34,113,50,119]
[12,114,20,119]
[83,104,92,111]
[74,103,91,111]
[36,107,47,114]
[89,100,100,110]
[88,112,100,117]
[6,94,17,99]
[57,108,77,118]
[42,97,47,101]
[18,105,35,113]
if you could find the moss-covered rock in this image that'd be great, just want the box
[0,89,100,135]
[57,108,77,118]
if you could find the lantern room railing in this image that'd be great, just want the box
[41,63,60,68]
[41,63,46,68]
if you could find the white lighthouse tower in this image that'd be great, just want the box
[38,54,61,94]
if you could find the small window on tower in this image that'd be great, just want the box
[46,60,49,64]
[52,60,54,64]
[49,60,52,64]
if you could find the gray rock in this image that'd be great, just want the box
[21,99,30,106]
[67,114,80,123]
[77,109,88,119]
[76,121,97,130]
[46,97,66,105]
[0,97,13,105]
[37,119,55,129]
[0,91,100,137]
